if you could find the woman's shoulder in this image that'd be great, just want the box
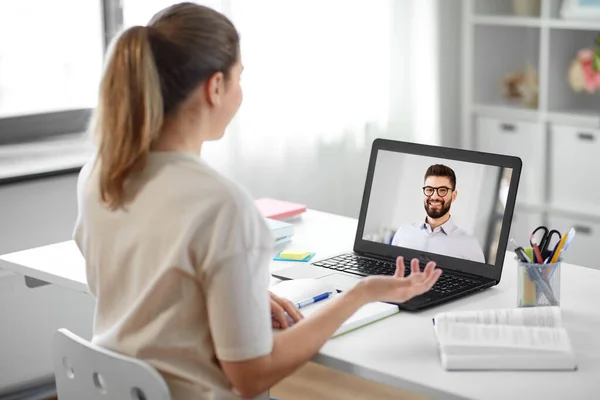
[173,158,268,230]
[179,164,273,252]
[178,158,256,212]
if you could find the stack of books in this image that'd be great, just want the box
[265,218,294,247]
[256,198,307,247]
[254,198,306,221]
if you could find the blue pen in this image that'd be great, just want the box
[271,291,334,321]
[295,291,334,309]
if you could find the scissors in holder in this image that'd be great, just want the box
[530,226,562,261]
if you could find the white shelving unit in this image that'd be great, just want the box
[462,0,600,269]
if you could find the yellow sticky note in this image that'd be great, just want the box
[279,250,312,261]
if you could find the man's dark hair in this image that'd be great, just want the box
[424,164,456,189]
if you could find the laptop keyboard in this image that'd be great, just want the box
[312,253,482,296]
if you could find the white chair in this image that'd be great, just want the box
[52,328,171,400]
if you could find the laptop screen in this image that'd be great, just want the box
[361,149,514,266]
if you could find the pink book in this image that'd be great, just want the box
[254,198,307,220]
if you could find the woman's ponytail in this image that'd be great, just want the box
[90,3,240,209]
[92,26,163,209]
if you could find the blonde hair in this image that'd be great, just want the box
[91,2,239,209]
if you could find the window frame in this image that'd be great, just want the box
[0,0,123,145]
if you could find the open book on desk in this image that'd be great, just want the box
[269,278,399,338]
[433,307,577,371]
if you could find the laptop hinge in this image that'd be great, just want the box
[363,252,432,265]
[362,252,392,261]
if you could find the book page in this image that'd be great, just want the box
[435,322,572,352]
[434,307,561,328]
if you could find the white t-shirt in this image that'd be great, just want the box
[73,152,274,399]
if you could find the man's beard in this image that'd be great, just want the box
[424,198,452,219]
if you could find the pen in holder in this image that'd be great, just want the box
[517,258,561,307]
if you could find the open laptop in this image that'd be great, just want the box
[272,139,522,311]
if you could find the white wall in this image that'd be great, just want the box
[438,0,463,148]
[363,150,501,250]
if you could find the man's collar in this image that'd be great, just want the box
[421,215,456,235]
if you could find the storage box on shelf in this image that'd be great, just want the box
[549,124,600,212]
[548,0,600,22]
[547,213,600,270]
[476,116,544,205]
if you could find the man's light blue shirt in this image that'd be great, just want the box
[391,216,486,263]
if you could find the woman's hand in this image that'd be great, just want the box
[270,292,304,329]
[357,256,442,304]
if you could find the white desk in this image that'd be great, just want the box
[2,210,600,400]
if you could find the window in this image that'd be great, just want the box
[0,0,105,142]
[0,0,105,118]
[0,0,226,144]
[230,0,391,150]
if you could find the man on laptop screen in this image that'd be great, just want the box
[363,150,511,266]
[391,164,485,263]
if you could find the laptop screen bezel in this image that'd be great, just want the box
[353,139,522,282]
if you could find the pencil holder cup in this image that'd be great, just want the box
[517,258,561,307]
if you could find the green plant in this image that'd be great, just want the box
[594,33,600,71]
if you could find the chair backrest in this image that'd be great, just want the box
[53,329,171,400]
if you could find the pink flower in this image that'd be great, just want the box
[576,48,600,92]
[578,49,594,61]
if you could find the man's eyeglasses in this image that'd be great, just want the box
[422,186,454,197]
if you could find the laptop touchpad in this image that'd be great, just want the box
[319,273,362,290]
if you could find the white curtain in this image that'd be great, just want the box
[124,0,442,217]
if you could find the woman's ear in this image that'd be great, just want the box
[206,71,225,107]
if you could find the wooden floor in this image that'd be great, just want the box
[47,362,428,400]
[270,362,428,400]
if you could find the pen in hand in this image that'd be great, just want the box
[271,291,334,326]
[295,291,334,308]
